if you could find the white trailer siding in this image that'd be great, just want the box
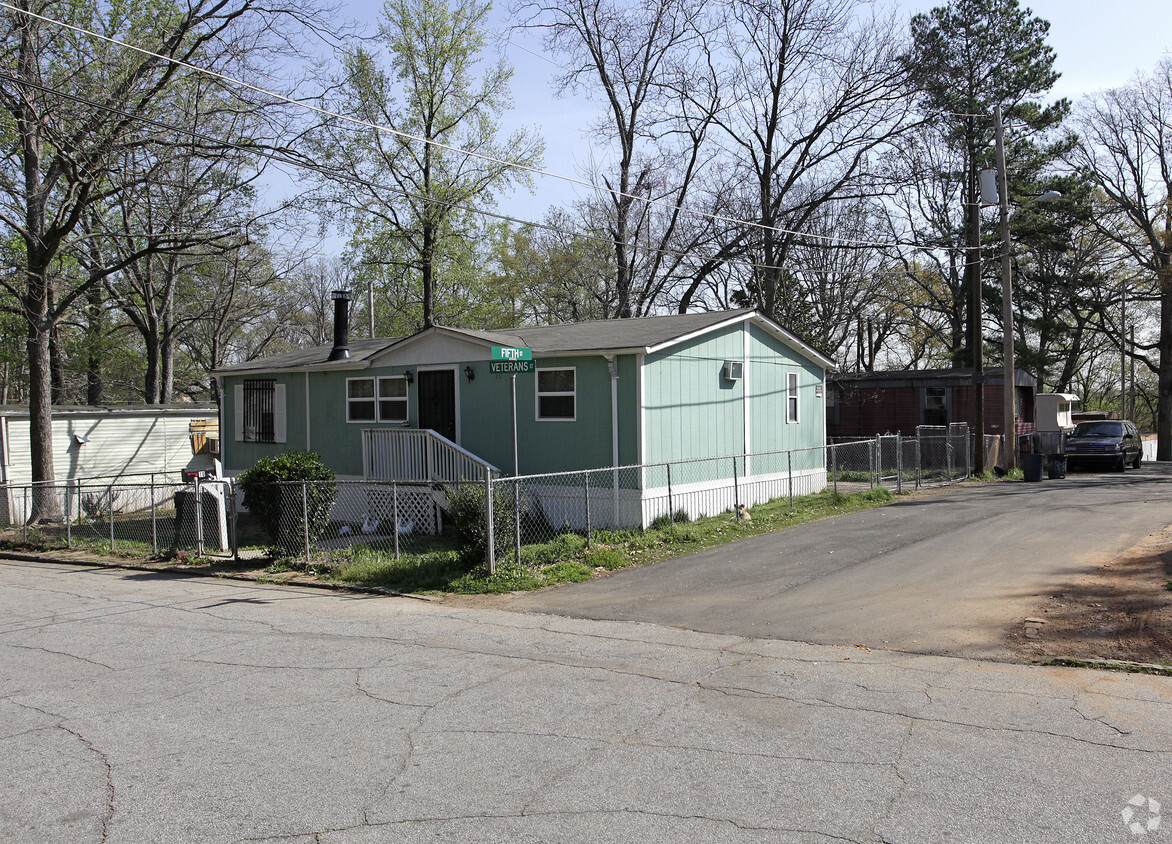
[1,406,216,486]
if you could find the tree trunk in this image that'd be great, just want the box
[26,304,63,522]
[1158,275,1172,461]
[85,286,104,405]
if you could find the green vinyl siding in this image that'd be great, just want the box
[461,355,628,476]
[643,325,746,466]
[748,323,825,456]
[643,321,826,470]
[221,372,307,472]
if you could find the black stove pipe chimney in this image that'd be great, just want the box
[328,289,352,361]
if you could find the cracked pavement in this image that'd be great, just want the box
[1,559,1169,843]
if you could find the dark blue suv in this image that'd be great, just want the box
[1065,420,1144,471]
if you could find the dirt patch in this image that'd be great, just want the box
[1010,526,1172,667]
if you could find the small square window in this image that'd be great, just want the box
[536,367,575,421]
[347,378,376,422]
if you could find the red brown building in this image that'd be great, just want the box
[827,368,1037,439]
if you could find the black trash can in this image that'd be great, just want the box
[1022,452,1044,483]
[1047,454,1067,479]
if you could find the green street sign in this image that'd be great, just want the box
[491,346,532,361]
[490,360,535,374]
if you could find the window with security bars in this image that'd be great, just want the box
[242,379,276,442]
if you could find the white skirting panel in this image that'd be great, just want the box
[518,468,828,532]
[640,468,827,527]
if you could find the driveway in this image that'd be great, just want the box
[496,464,1172,659]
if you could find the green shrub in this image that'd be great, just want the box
[444,481,521,564]
[238,452,337,556]
[583,548,625,570]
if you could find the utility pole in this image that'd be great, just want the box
[967,165,985,475]
[995,105,1015,471]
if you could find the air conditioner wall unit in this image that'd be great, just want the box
[722,360,744,381]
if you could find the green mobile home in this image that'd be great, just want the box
[214,307,833,528]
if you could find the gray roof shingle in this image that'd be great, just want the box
[214,309,829,375]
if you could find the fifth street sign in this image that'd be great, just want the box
[491,346,532,361]
[490,359,535,374]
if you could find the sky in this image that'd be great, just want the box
[304,0,1171,247]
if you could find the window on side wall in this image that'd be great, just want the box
[923,386,948,426]
[377,376,408,422]
[347,377,376,422]
[536,367,576,421]
[348,376,409,423]
[235,379,286,443]
[786,372,799,423]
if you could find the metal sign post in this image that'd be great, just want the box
[491,347,533,478]
[511,373,518,477]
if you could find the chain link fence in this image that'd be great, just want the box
[2,427,981,572]
[485,430,977,568]
[1,476,237,557]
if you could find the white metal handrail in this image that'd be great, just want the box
[362,428,500,482]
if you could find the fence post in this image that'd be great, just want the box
[666,462,673,524]
[896,434,903,495]
[513,478,521,565]
[787,451,794,512]
[65,480,72,549]
[947,442,953,483]
[108,484,115,552]
[22,488,27,543]
[392,481,400,560]
[231,481,239,563]
[301,482,310,566]
[150,474,157,555]
[732,457,740,510]
[915,439,921,489]
[195,478,204,557]
[832,443,838,496]
[485,468,495,575]
[583,471,591,547]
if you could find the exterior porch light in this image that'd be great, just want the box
[463,366,476,382]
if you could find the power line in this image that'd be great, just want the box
[1,0,928,252]
[4,67,999,286]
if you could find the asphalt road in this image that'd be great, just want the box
[1,560,1169,842]
[499,464,1172,659]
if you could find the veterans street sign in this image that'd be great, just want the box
[491,346,532,361]
[490,360,535,374]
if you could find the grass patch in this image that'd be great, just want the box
[324,486,896,595]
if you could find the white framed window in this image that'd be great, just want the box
[786,372,799,423]
[377,376,408,422]
[347,377,376,422]
[348,376,410,423]
[536,367,576,421]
